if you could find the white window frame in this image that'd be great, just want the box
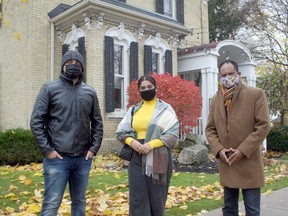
[113,41,128,114]
[163,0,176,19]
[64,24,86,51]
[105,26,136,118]
[145,34,171,74]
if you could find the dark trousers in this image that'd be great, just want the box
[223,187,261,216]
[128,150,172,216]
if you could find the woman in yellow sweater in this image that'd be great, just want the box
[116,75,179,216]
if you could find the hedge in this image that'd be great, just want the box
[267,126,288,152]
[0,128,42,165]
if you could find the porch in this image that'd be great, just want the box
[177,40,257,143]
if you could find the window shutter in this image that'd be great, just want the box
[156,0,164,14]
[62,44,69,56]
[177,0,184,24]
[144,45,152,75]
[104,36,115,112]
[130,42,138,83]
[77,37,86,82]
[165,50,173,75]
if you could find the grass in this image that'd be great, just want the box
[0,155,287,215]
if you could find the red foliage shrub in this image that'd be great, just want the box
[127,73,202,136]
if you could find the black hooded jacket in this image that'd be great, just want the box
[30,73,103,157]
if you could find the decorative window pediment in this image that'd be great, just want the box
[144,33,171,74]
[64,24,86,51]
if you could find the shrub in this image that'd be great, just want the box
[267,126,288,152]
[127,73,202,136]
[0,128,43,165]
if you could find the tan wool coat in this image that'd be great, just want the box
[205,81,271,188]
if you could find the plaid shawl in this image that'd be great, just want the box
[116,99,179,185]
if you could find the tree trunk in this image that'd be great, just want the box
[280,110,285,126]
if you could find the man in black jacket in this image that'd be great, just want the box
[30,50,103,216]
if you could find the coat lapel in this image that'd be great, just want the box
[230,80,244,113]
[217,91,226,121]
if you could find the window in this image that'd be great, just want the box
[105,27,137,116]
[163,0,173,17]
[156,0,184,24]
[152,52,159,73]
[114,44,124,109]
[144,37,172,75]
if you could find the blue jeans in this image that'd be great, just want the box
[41,155,92,216]
[223,187,260,216]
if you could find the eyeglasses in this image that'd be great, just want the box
[139,84,155,91]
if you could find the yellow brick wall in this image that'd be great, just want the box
[181,0,209,47]
[126,0,210,47]
[0,0,208,153]
[127,0,155,12]
[0,1,30,130]
[0,0,77,130]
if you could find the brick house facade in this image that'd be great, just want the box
[0,0,212,152]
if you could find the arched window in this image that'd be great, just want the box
[63,24,86,52]
[144,33,172,75]
[105,24,138,117]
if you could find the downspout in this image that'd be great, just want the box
[50,23,55,81]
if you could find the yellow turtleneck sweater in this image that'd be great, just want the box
[125,99,164,149]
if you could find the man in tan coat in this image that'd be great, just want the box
[205,60,270,216]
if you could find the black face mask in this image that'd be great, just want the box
[65,64,82,79]
[140,88,156,101]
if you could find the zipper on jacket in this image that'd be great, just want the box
[73,86,79,152]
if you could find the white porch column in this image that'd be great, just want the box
[201,68,208,138]
[245,75,256,87]
[201,67,218,141]
[238,62,257,87]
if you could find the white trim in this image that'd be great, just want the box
[105,26,136,118]
[105,25,136,44]
[49,0,190,35]
[163,0,177,19]
[64,24,86,50]
[216,40,252,60]
[177,40,258,143]
[144,33,170,73]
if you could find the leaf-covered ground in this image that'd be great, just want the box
[0,152,287,216]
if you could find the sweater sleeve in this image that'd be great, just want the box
[148,139,164,149]
[125,137,135,146]
[126,137,164,149]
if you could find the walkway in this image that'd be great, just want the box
[202,187,288,216]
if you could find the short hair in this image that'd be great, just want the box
[219,60,239,73]
[137,75,157,89]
